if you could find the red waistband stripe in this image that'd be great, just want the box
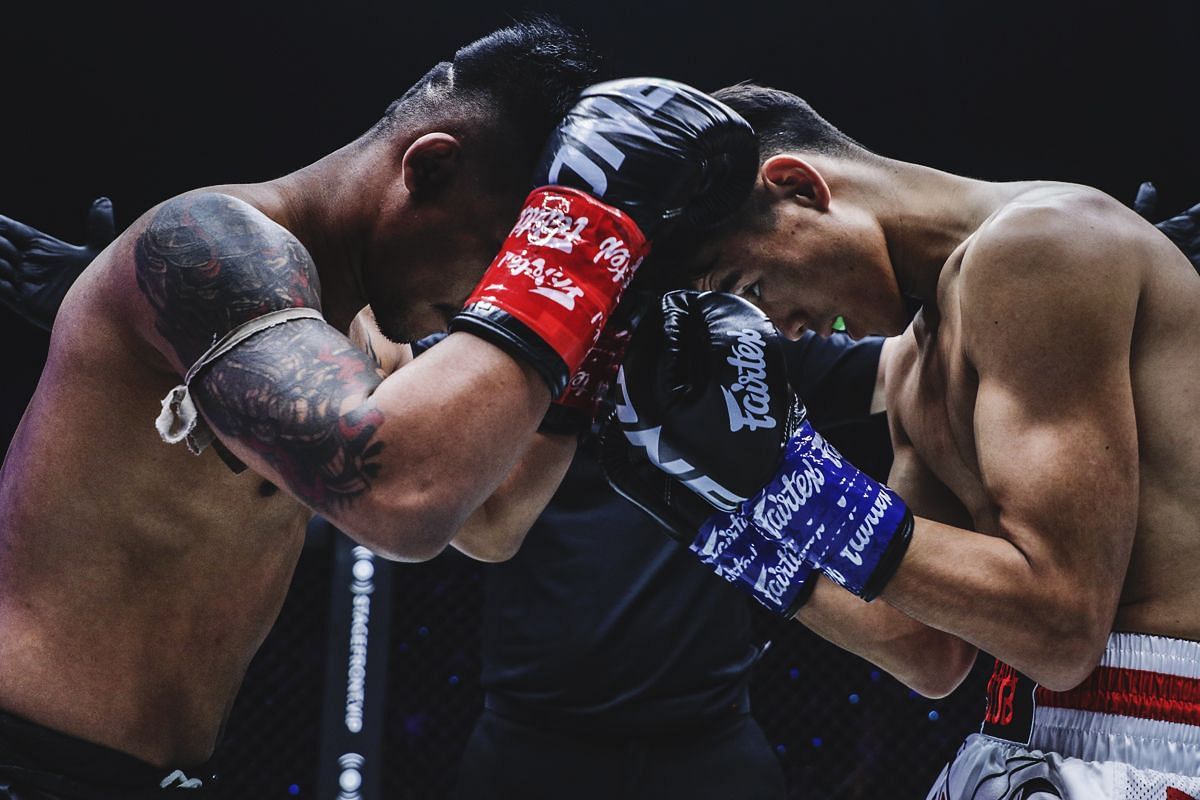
[1036,666,1200,727]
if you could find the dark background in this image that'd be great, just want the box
[2,1,1197,797]
[3,0,1198,433]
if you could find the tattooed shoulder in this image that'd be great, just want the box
[134,193,321,367]
[136,193,387,510]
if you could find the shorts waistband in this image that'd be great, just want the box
[0,709,214,798]
[982,633,1200,773]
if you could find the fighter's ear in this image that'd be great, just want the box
[401,133,461,196]
[761,154,831,212]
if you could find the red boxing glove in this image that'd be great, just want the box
[458,186,648,393]
[539,306,638,436]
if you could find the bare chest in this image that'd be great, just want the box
[895,323,996,527]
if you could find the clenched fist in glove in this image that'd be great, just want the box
[451,78,759,396]
[611,291,913,613]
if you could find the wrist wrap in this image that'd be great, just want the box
[454,186,648,394]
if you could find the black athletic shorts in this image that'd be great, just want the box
[0,709,215,799]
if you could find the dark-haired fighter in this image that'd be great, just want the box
[613,84,1200,798]
[0,20,761,799]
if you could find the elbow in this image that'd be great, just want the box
[468,529,525,563]
[1026,602,1111,692]
[336,492,465,563]
[459,538,522,564]
[904,637,978,699]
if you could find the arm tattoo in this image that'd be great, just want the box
[135,193,321,367]
[135,193,386,510]
[194,321,386,511]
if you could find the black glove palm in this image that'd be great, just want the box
[0,197,115,330]
[1134,182,1200,273]
[599,416,716,541]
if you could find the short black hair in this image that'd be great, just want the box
[372,18,601,178]
[649,84,870,290]
[712,82,868,160]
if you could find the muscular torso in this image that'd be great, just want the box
[888,184,1200,641]
[0,188,312,767]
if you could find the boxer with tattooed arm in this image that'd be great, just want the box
[614,83,1200,799]
[0,20,761,800]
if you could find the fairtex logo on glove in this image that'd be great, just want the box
[743,424,912,598]
[692,509,813,614]
[720,328,776,432]
[752,547,810,610]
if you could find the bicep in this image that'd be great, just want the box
[133,193,390,514]
[192,318,386,514]
[963,221,1141,594]
[971,363,1138,588]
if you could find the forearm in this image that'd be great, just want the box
[339,333,551,556]
[205,331,551,561]
[880,516,1112,690]
[450,431,578,562]
[796,577,977,698]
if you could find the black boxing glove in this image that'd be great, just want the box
[0,197,115,330]
[599,413,716,540]
[619,291,912,602]
[535,78,760,239]
[600,413,817,616]
[616,290,801,511]
[451,79,758,395]
[1133,182,1200,274]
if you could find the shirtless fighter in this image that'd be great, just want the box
[0,20,760,798]
[608,83,1200,798]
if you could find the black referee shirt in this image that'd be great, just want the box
[474,332,888,733]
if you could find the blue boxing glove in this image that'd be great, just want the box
[617,290,912,601]
[600,411,818,616]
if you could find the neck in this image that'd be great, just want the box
[831,156,1021,310]
[261,138,384,332]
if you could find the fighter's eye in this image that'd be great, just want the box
[741,281,762,301]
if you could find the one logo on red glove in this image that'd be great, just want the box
[719,328,777,432]
[465,186,649,375]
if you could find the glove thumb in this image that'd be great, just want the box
[1133,182,1158,220]
[85,197,117,251]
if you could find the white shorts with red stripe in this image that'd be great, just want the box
[926,633,1200,800]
